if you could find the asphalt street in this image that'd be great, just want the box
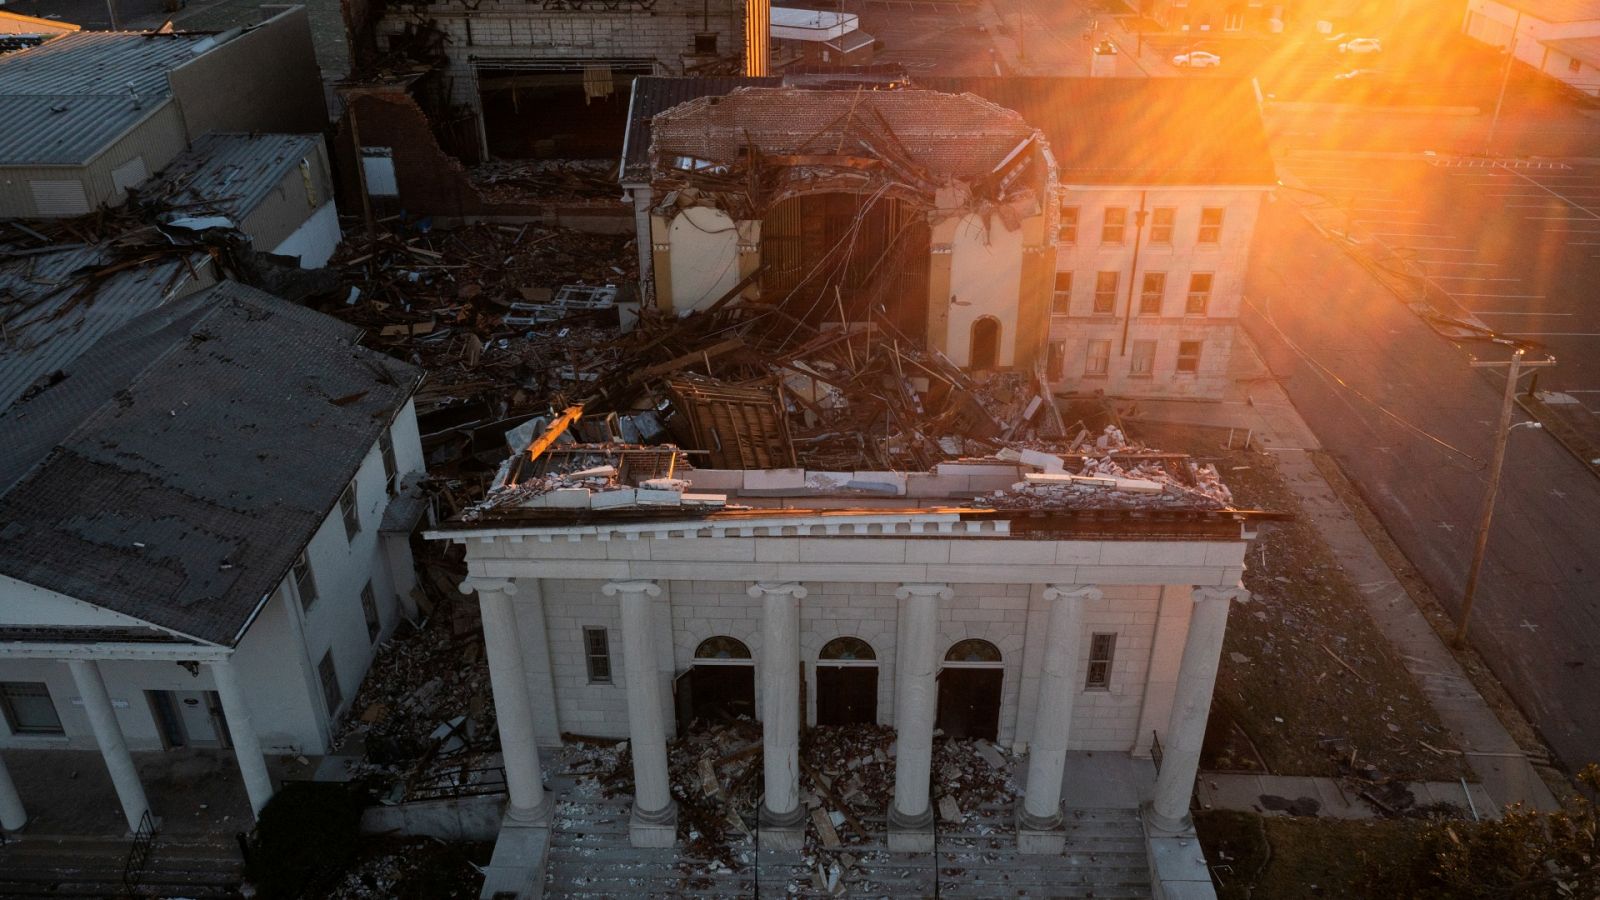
[1246,196,1600,774]
[1280,156,1600,399]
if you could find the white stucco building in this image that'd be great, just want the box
[1463,0,1600,97]
[0,283,427,833]
[430,425,1269,898]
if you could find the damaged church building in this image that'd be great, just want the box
[622,76,1277,400]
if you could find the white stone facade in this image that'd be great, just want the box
[435,507,1251,861]
[1049,184,1270,400]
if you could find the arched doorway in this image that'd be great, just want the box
[969,317,1001,370]
[815,637,878,726]
[937,639,1004,741]
[677,636,756,729]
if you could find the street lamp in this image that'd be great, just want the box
[1453,348,1554,648]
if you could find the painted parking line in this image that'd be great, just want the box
[1500,165,1600,221]
[1426,275,1523,281]
[1453,293,1545,298]
[1471,311,1573,316]
[1394,247,1476,253]
[1504,332,1600,337]
[1419,260,1497,265]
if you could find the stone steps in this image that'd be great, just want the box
[0,834,244,899]
[545,776,1153,899]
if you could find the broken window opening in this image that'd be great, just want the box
[475,61,654,159]
[969,316,1001,370]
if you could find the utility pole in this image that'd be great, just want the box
[1454,348,1555,648]
[1484,9,1522,156]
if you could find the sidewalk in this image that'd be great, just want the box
[1196,773,1498,821]
[1134,336,1560,814]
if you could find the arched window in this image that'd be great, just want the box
[944,639,1002,664]
[819,637,877,662]
[969,317,1001,369]
[694,636,752,661]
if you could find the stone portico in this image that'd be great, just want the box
[434,507,1252,897]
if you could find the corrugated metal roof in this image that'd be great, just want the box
[0,31,210,165]
[0,243,205,412]
[141,133,322,223]
[0,94,162,165]
[0,282,423,645]
[0,30,209,96]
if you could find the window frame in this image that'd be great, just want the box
[584,627,613,684]
[319,651,343,716]
[339,480,361,542]
[1176,340,1203,374]
[293,550,319,612]
[360,581,381,643]
[1093,270,1119,315]
[1058,205,1080,244]
[1084,339,1112,376]
[1140,272,1167,315]
[1052,271,1074,315]
[1047,340,1068,381]
[1085,633,1117,690]
[1149,207,1176,244]
[0,681,64,735]
[379,430,398,496]
[1198,207,1225,244]
[1130,339,1157,377]
[1101,207,1128,245]
[1186,272,1214,315]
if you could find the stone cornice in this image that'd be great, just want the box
[602,580,663,598]
[1191,585,1249,604]
[746,582,809,599]
[895,583,954,601]
[458,577,518,597]
[1043,584,1103,603]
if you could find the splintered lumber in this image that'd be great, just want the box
[811,806,842,847]
[699,758,722,798]
[800,759,868,836]
[524,405,584,462]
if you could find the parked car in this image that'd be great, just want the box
[1333,68,1383,81]
[1339,38,1382,54]
[1172,50,1222,68]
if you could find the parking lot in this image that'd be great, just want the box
[1282,154,1600,404]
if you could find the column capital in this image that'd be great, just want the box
[603,579,662,598]
[1043,584,1102,603]
[458,577,518,597]
[1191,585,1249,605]
[895,583,953,601]
[747,581,808,599]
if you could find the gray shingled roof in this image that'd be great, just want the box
[0,282,422,645]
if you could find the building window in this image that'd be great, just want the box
[1150,207,1175,244]
[1177,340,1203,374]
[339,481,360,542]
[379,430,398,496]
[1186,273,1214,314]
[319,651,342,715]
[1059,205,1079,243]
[1094,271,1119,315]
[361,582,381,642]
[1130,340,1157,376]
[1085,339,1112,376]
[1052,271,1074,315]
[1224,7,1244,30]
[1101,207,1127,244]
[584,628,613,683]
[1198,207,1224,244]
[1085,633,1117,690]
[1140,272,1166,315]
[1,681,64,735]
[1047,341,1068,381]
[293,551,318,611]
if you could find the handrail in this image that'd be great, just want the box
[121,809,158,897]
[1150,730,1164,775]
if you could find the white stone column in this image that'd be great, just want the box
[465,578,551,827]
[749,581,807,848]
[1019,584,1100,853]
[66,659,151,833]
[889,583,949,852]
[1146,585,1245,832]
[0,752,25,831]
[604,579,677,848]
[207,656,275,818]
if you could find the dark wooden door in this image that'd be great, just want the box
[936,669,1003,741]
[816,666,878,726]
[688,665,755,724]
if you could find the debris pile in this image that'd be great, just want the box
[471,159,621,203]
